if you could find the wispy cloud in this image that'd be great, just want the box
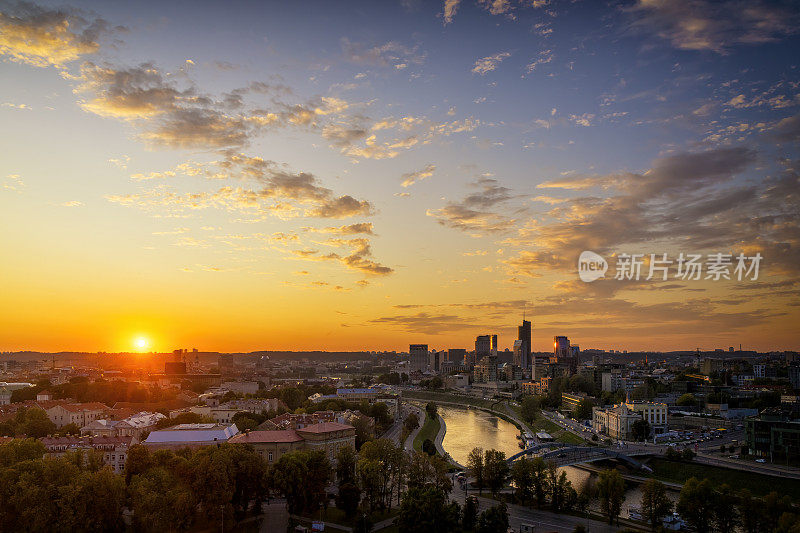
[471,52,512,75]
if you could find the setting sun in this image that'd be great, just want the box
[134,337,149,351]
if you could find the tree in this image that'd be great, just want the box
[336,445,357,484]
[425,402,438,420]
[352,414,375,449]
[56,423,81,436]
[404,412,420,434]
[546,463,573,513]
[397,486,461,533]
[0,438,45,468]
[358,439,404,511]
[477,503,509,533]
[510,457,535,504]
[483,449,509,496]
[353,512,373,533]
[335,482,361,519]
[57,468,126,532]
[737,489,765,533]
[631,419,651,441]
[467,447,484,494]
[713,483,738,533]
[269,449,331,514]
[682,448,695,461]
[574,399,594,420]
[187,444,267,519]
[597,469,625,525]
[676,393,696,407]
[463,496,479,531]
[677,477,714,533]
[129,467,196,532]
[640,479,672,530]
[530,456,548,507]
[665,446,682,460]
[520,396,539,424]
[422,438,436,456]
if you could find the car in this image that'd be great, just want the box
[557,453,567,458]
[756,459,766,463]
[729,455,739,459]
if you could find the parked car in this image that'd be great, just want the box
[756,458,766,463]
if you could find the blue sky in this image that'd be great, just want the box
[0,0,798,352]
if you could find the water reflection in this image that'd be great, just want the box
[439,405,677,517]
[440,406,520,465]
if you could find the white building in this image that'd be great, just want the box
[592,399,669,439]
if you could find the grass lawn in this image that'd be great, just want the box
[413,414,441,452]
[648,458,800,499]
[555,430,586,445]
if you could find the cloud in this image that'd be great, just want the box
[73,63,354,150]
[443,0,461,24]
[341,38,425,69]
[293,238,394,276]
[2,173,24,191]
[505,146,800,281]
[630,0,800,53]
[568,113,595,127]
[471,52,512,75]
[368,311,480,334]
[525,50,553,73]
[59,200,83,207]
[108,154,375,220]
[308,223,376,236]
[478,0,513,16]
[0,1,115,67]
[772,114,800,142]
[428,176,518,233]
[401,164,436,187]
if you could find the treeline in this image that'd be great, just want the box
[0,407,79,438]
[676,477,800,533]
[278,438,512,533]
[0,438,267,533]
[11,378,181,405]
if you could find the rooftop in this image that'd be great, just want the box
[229,430,303,444]
[296,421,354,434]
[143,423,239,444]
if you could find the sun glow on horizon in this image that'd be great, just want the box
[134,336,150,352]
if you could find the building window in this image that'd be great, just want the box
[268,452,273,462]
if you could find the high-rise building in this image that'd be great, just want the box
[554,336,570,360]
[475,355,498,383]
[475,335,491,358]
[429,351,442,372]
[447,348,467,364]
[516,319,532,369]
[410,344,429,372]
[491,335,498,356]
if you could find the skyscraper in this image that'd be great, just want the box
[410,344,428,372]
[475,335,491,357]
[517,319,531,369]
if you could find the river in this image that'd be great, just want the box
[439,405,676,517]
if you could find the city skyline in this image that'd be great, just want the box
[1,0,799,353]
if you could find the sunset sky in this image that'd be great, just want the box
[1,0,798,353]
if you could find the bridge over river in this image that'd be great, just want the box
[507,442,653,472]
